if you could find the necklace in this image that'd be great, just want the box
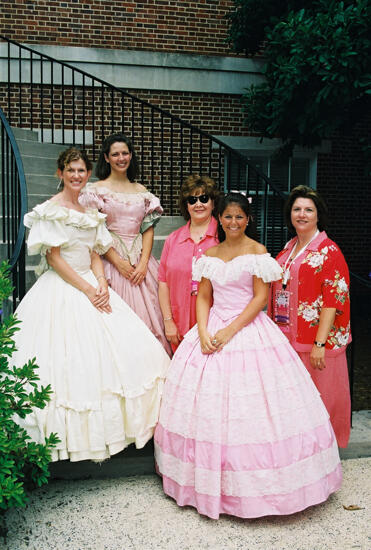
[190,218,210,242]
[282,230,319,288]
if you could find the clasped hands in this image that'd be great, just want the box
[117,257,148,286]
[200,327,234,355]
[86,281,112,313]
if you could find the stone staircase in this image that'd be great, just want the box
[6,127,184,292]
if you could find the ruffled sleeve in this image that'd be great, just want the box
[247,254,283,282]
[78,182,105,210]
[24,201,72,276]
[24,201,70,257]
[140,193,163,233]
[93,213,113,255]
[193,254,283,284]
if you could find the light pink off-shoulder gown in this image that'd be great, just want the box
[154,254,342,519]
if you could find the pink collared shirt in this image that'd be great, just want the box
[158,217,218,338]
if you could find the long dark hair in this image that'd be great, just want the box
[217,192,256,242]
[95,133,139,181]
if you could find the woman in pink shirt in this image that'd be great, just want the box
[158,175,219,352]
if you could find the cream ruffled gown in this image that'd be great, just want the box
[11,200,170,462]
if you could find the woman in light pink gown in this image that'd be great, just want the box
[80,133,171,355]
[154,193,342,519]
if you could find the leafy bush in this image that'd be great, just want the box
[227,0,371,159]
[0,262,59,513]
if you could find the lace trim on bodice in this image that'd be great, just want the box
[192,253,283,284]
[110,230,143,265]
[84,182,155,205]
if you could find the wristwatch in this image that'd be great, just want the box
[314,341,326,348]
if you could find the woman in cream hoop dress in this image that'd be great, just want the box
[11,147,170,462]
[154,193,342,520]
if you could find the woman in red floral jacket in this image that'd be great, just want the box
[269,185,351,447]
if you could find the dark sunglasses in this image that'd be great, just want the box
[186,194,210,205]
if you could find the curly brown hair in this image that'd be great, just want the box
[56,148,92,190]
[57,147,92,173]
[179,174,219,221]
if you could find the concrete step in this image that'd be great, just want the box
[49,410,371,481]
[26,265,37,289]
[24,174,60,194]
[9,139,69,159]
[19,153,64,176]
[26,193,54,209]
[154,216,183,236]
[10,127,40,142]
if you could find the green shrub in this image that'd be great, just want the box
[227,0,371,159]
[0,262,59,513]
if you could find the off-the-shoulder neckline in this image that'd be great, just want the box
[204,252,270,265]
[46,199,102,216]
[35,200,104,221]
[86,183,150,196]
[47,199,88,214]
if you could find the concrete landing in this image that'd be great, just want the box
[2,458,370,550]
[45,410,371,482]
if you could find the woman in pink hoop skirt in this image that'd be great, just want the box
[154,193,342,520]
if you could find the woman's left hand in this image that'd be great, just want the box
[130,259,148,286]
[94,280,112,313]
[211,326,235,352]
[310,345,326,370]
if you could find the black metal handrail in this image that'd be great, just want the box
[0,106,28,310]
[0,35,288,255]
[1,37,369,412]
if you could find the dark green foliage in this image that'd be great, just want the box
[0,262,59,512]
[227,0,371,159]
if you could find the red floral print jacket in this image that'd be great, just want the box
[269,231,351,356]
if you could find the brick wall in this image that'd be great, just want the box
[0,0,236,56]
[0,79,251,137]
[317,116,371,277]
[1,1,369,276]
[2,81,369,274]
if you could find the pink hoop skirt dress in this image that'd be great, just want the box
[80,183,171,355]
[154,254,342,519]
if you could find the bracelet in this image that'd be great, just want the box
[163,315,173,321]
[314,340,326,348]
[97,275,106,281]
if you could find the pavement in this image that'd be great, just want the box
[1,411,370,550]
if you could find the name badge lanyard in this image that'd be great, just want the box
[282,230,319,289]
